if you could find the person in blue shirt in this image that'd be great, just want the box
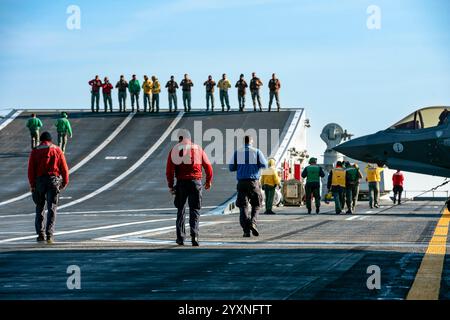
[229,135,268,237]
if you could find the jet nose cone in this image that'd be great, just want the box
[333,137,368,160]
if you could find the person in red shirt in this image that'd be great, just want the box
[166,130,213,246]
[392,170,404,205]
[89,75,103,112]
[28,131,69,244]
[102,77,114,112]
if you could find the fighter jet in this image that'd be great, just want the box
[334,106,450,177]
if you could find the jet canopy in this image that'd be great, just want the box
[389,106,450,130]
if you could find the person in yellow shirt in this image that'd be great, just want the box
[260,158,281,215]
[217,73,232,112]
[142,75,153,112]
[365,164,384,208]
[151,76,161,112]
[327,161,346,214]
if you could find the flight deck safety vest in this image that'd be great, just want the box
[331,168,346,187]
[346,167,359,184]
[306,165,321,183]
[366,167,382,182]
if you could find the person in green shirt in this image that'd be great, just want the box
[26,113,43,149]
[128,74,141,112]
[301,157,325,214]
[345,162,363,214]
[55,112,73,153]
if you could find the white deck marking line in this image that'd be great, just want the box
[0,110,22,131]
[57,112,184,210]
[346,215,361,221]
[0,218,176,244]
[358,216,370,220]
[0,205,218,219]
[273,110,302,166]
[0,232,35,234]
[0,112,136,206]
[95,221,232,242]
[59,205,218,214]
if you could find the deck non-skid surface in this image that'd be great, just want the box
[0,110,449,300]
[0,201,448,300]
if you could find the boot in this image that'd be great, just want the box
[250,224,259,237]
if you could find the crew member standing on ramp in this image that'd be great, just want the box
[115,75,128,112]
[235,74,248,112]
[28,131,69,244]
[55,112,73,153]
[26,113,43,149]
[204,75,216,112]
[180,74,194,112]
[88,75,102,112]
[268,73,281,112]
[151,76,161,113]
[250,72,263,112]
[102,77,114,112]
[217,73,232,112]
[229,135,268,237]
[128,74,141,112]
[166,75,179,112]
[166,130,213,247]
[302,157,325,214]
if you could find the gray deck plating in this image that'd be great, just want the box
[0,110,448,300]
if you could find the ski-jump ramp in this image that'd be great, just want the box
[0,109,306,216]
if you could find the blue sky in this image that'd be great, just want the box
[1,0,449,191]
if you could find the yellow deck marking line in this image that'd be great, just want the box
[406,208,450,300]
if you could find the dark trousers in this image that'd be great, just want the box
[263,185,276,212]
[393,185,403,203]
[174,180,203,240]
[118,91,127,111]
[269,91,280,111]
[103,93,113,112]
[58,132,68,153]
[30,130,39,149]
[219,90,230,110]
[152,93,159,112]
[238,94,246,111]
[305,182,321,212]
[345,183,359,212]
[368,182,380,207]
[91,92,100,112]
[183,91,192,111]
[206,92,214,110]
[331,186,345,213]
[33,176,61,237]
[251,89,262,110]
[236,179,262,232]
[130,92,140,111]
[143,93,151,111]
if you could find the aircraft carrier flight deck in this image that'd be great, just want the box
[0,110,449,300]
